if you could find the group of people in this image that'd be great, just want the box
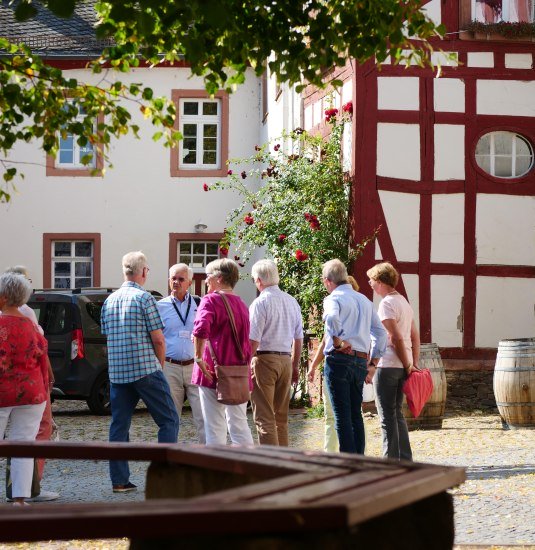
[0,250,420,502]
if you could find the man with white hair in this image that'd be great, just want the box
[157,263,205,443]
[249,259,303,446]
[321,259,387,454]
[101,251,179,493]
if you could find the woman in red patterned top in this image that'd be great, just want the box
[0,273,48,505]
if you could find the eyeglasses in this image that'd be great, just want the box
[171,276,187,282]
[144,266,150,273]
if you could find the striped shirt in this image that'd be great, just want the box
[249,285,303,352]
[101,281,164,384]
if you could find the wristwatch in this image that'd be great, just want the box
[368,361,377,368]
[194,357,203,363]
[334,340,344,349]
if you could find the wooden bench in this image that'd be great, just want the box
[0,441,465,549]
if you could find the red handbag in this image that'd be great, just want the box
[402,368,433,418]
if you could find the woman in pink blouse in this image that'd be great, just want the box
[192,259,254,445]
[0,273,48,505]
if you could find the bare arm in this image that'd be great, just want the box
[150,329,166,368]
[410,319,420,368]
[249,339,260,357]
[307,337,325,383]
[194,336,214,383]
[291,338,303,385]
[381,318,417,375]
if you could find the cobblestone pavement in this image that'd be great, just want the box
[1,401,534,549]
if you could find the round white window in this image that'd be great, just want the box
[475,131,533,179]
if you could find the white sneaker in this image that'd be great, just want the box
[25,490,60,502]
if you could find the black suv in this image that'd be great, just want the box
[28,288,162,415]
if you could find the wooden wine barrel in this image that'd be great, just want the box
[402,343,447,430]
[494,338,535,429]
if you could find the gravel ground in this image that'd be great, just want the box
[1,401,534,549]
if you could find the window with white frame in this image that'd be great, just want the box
[178,241,219,272]
[179,99,221,169]
[58,105,96,169]
[472,0,534,23]
[475,131,534,178]
[52,241,93,288]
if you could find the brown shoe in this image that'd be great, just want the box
[112,482,137,493]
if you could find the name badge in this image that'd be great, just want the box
[179,330,190,339]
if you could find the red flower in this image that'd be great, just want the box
[203,183,209,192]
[295,249,308,261]
[342,101,353,115]
[219,246,229,257]
[241,171,247,179]
[277,234,287,243]
[325,107,338,123]
[227,169,233,175]
[274,143,280,151]
[234,255,240,260]
[244,214,254,225]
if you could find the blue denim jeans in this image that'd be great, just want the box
[109,370,179,486]
[324,354,367,454]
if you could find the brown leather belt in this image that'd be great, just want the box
[256,351,291,356]
[165,357,194,366]
[332,350,368,359]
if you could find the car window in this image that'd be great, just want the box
[86,302,103,326]
[82,301,105,339]
[39,303,71,335]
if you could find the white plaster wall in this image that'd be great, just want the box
[431,51,459,68]
[431,194,465,264]
[375,240,383,260]
[505,53,533,69]
[476,194,535,265]
[313,100,322,127]
[0,67,261,304]
[304,104,313,131]
[377,123,421,180]
[377,77,419,111]
[475,277,535,347]
[477,80,535,117]
[342,80,353,105]
[404,274,420,332]
[421,0,442,24]
[379,191,420,262]
[434,125,465,180]
[467,52,494,68]
[431,276,464,347]
[434,78,465,112]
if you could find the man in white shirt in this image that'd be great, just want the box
[249,260,303,446]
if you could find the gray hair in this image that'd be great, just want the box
[251,259,279,286]
[122,251,148,276]
[4,265,30,279]
[322,259,348,285]
[206,258,240,289]
[169,263,193,281]
[0,273,32,307]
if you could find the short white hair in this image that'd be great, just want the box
[0,273,32,307]
[4,265,30,279]
[251,259,279,286]
[169,263,193,281]
[122,251,148,276]
[322,259,348,285]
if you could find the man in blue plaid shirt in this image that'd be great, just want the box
[101,251,179,493]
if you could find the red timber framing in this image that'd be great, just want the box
[305,6,535,357]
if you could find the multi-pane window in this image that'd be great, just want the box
[52,241,93,289]
[475,131,534,178]
[179,99,221,169]
[472,0,534,23]
[58,105,96,169]
[178,241,219,271]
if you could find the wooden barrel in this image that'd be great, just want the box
[494,338,535,429]
[402,343,447,430]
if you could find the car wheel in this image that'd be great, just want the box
[87,372,111,415]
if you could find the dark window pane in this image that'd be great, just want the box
[75,277,92,288]
[86,302,104,327]
[183,151,196,164]
[183,102,199,115]
[203,151,217,164]
[192,255,204,267]
[54,242,71,257]
[43,303,70,334]
[54,277,71,289]
[183,124,197,136]
[203,102,218,116]
[183,137,197,150]
[179,255,191,264]
[75,262,92,277]
[193,243,204,255]
[54,262,71,276]
[75,242,92,257]
[494,156,512,177]
[203,124,217,138]
[207,255,218,263]
[179,243,191,254]
[203,137,217,150]
[206,243,218,254]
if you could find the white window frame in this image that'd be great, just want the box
[52,240,94,289]
[472,0,535,23]
[475,131,534,178]
[178,241,220,273]
[179,99,221,170]
[57,104,96,169]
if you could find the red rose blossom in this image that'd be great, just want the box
[277,234,287,243]
[342,101,353,115]
[234,255,240,260]
[203,183,209,192]
[241,171,247,179]
[274,143,280,151]
[295,249,308,261]
[244,214,254,225]
[325,107,339,123]
[227,169,233,175]
[219,246,229,257]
